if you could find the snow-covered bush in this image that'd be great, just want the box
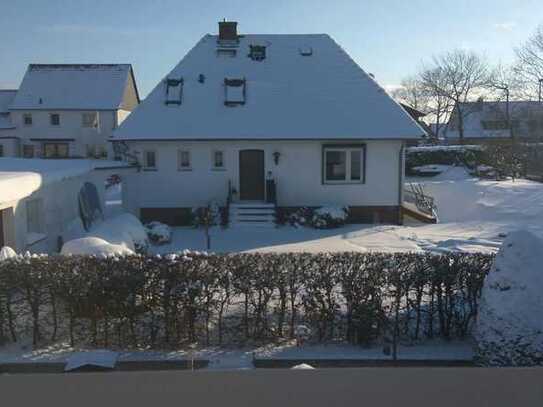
[285,207,314,227]
[61,237,134,257]
[311,206,349,229]
[91,213,149,253]
[475,231,543,366]
[145,221,172,245]
[0,246,17,262]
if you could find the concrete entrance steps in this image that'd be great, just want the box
[229,202,276,227]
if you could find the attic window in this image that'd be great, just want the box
[299,46,313,56]
[217,48,237,58]
[224,78,246,106]
[165,78,183,105]
[248,45,266,61]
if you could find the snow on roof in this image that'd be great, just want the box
[0,158,132,205]
[447,100,543,140]
[10,64,134,110]
[65,350,119,372]
[0,90,17,129]
[114,34,425,141]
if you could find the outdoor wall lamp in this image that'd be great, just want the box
[273,151,281,165]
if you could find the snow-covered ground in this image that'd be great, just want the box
[0,339,474,369]
[152,167,543,255]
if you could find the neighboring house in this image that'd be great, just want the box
[0,90,18,157]
[445,100,543,144]
[399,103,432,145]
[0,158,131,253]
[5,64,140,159]
[113,22,426,226]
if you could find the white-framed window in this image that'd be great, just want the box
[165,78,183,105]
[50,113,60,126]
[26,198,44,234]
[178,149,191,170]
[323,146,364,184]
[143,150,157,170]
[224,78,246,106]
[23,113,33,126]
[82,112,99,128]
[212,150,225,169]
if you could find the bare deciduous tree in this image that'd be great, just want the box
[514,25,543,100]
[391,76,431,113]
[421,50,490,142]
[419,67,454,140]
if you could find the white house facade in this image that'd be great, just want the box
[114,22,425,225]
[2,64,140,159]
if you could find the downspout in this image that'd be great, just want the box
[397,142,405,225]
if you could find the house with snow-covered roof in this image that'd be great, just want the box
[113,21,426,226]
[445,100,543,144]
[4,64,140,159]
[0,90,18,157]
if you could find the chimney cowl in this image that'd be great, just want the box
[219,20,238,41]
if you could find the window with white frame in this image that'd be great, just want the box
[82,112,99,128]
[323,146,364,183]
[26,199,44,234]
[212,150,224,169]
[143,150,157,170]
[50,113,60,126]
[165,78,183,105]
[178,150,191,170]
[23,113,33,126]
[224,78,246,106]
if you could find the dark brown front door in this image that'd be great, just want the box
[239,149,265,201]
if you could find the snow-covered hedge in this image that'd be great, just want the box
[475,231,543,366]
[0,251,493,349]
[406,145,485,175]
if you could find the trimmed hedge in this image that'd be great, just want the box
[406,146,485,174]
[0,252,493,349]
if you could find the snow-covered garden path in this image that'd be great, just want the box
[152,167,543,255]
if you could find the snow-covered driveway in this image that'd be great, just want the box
[151,167,543,254]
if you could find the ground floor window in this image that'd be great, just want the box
[178,149,191,170]
[43,143,69,158]
[323,145,365,183]
[212,150,224,169]
[26,198,44,234]
[23,144,35,158]
[143,150,157,170]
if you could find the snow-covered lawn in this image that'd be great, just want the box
[152,167,543,255]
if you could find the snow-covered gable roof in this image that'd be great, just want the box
[0,90,17,130]
[10,64,139,111]
[0,158,133,205]
[114,34,425,141]
[447,101,543,140]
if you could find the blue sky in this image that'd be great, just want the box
[1,0,541,96]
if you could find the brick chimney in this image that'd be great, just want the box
[218,20,238,41]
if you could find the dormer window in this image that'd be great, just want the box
[165,78,183,105]
[217,48,237,58]
[248,45,266,61]
[224,78,246,106]
[299,46,313,56]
